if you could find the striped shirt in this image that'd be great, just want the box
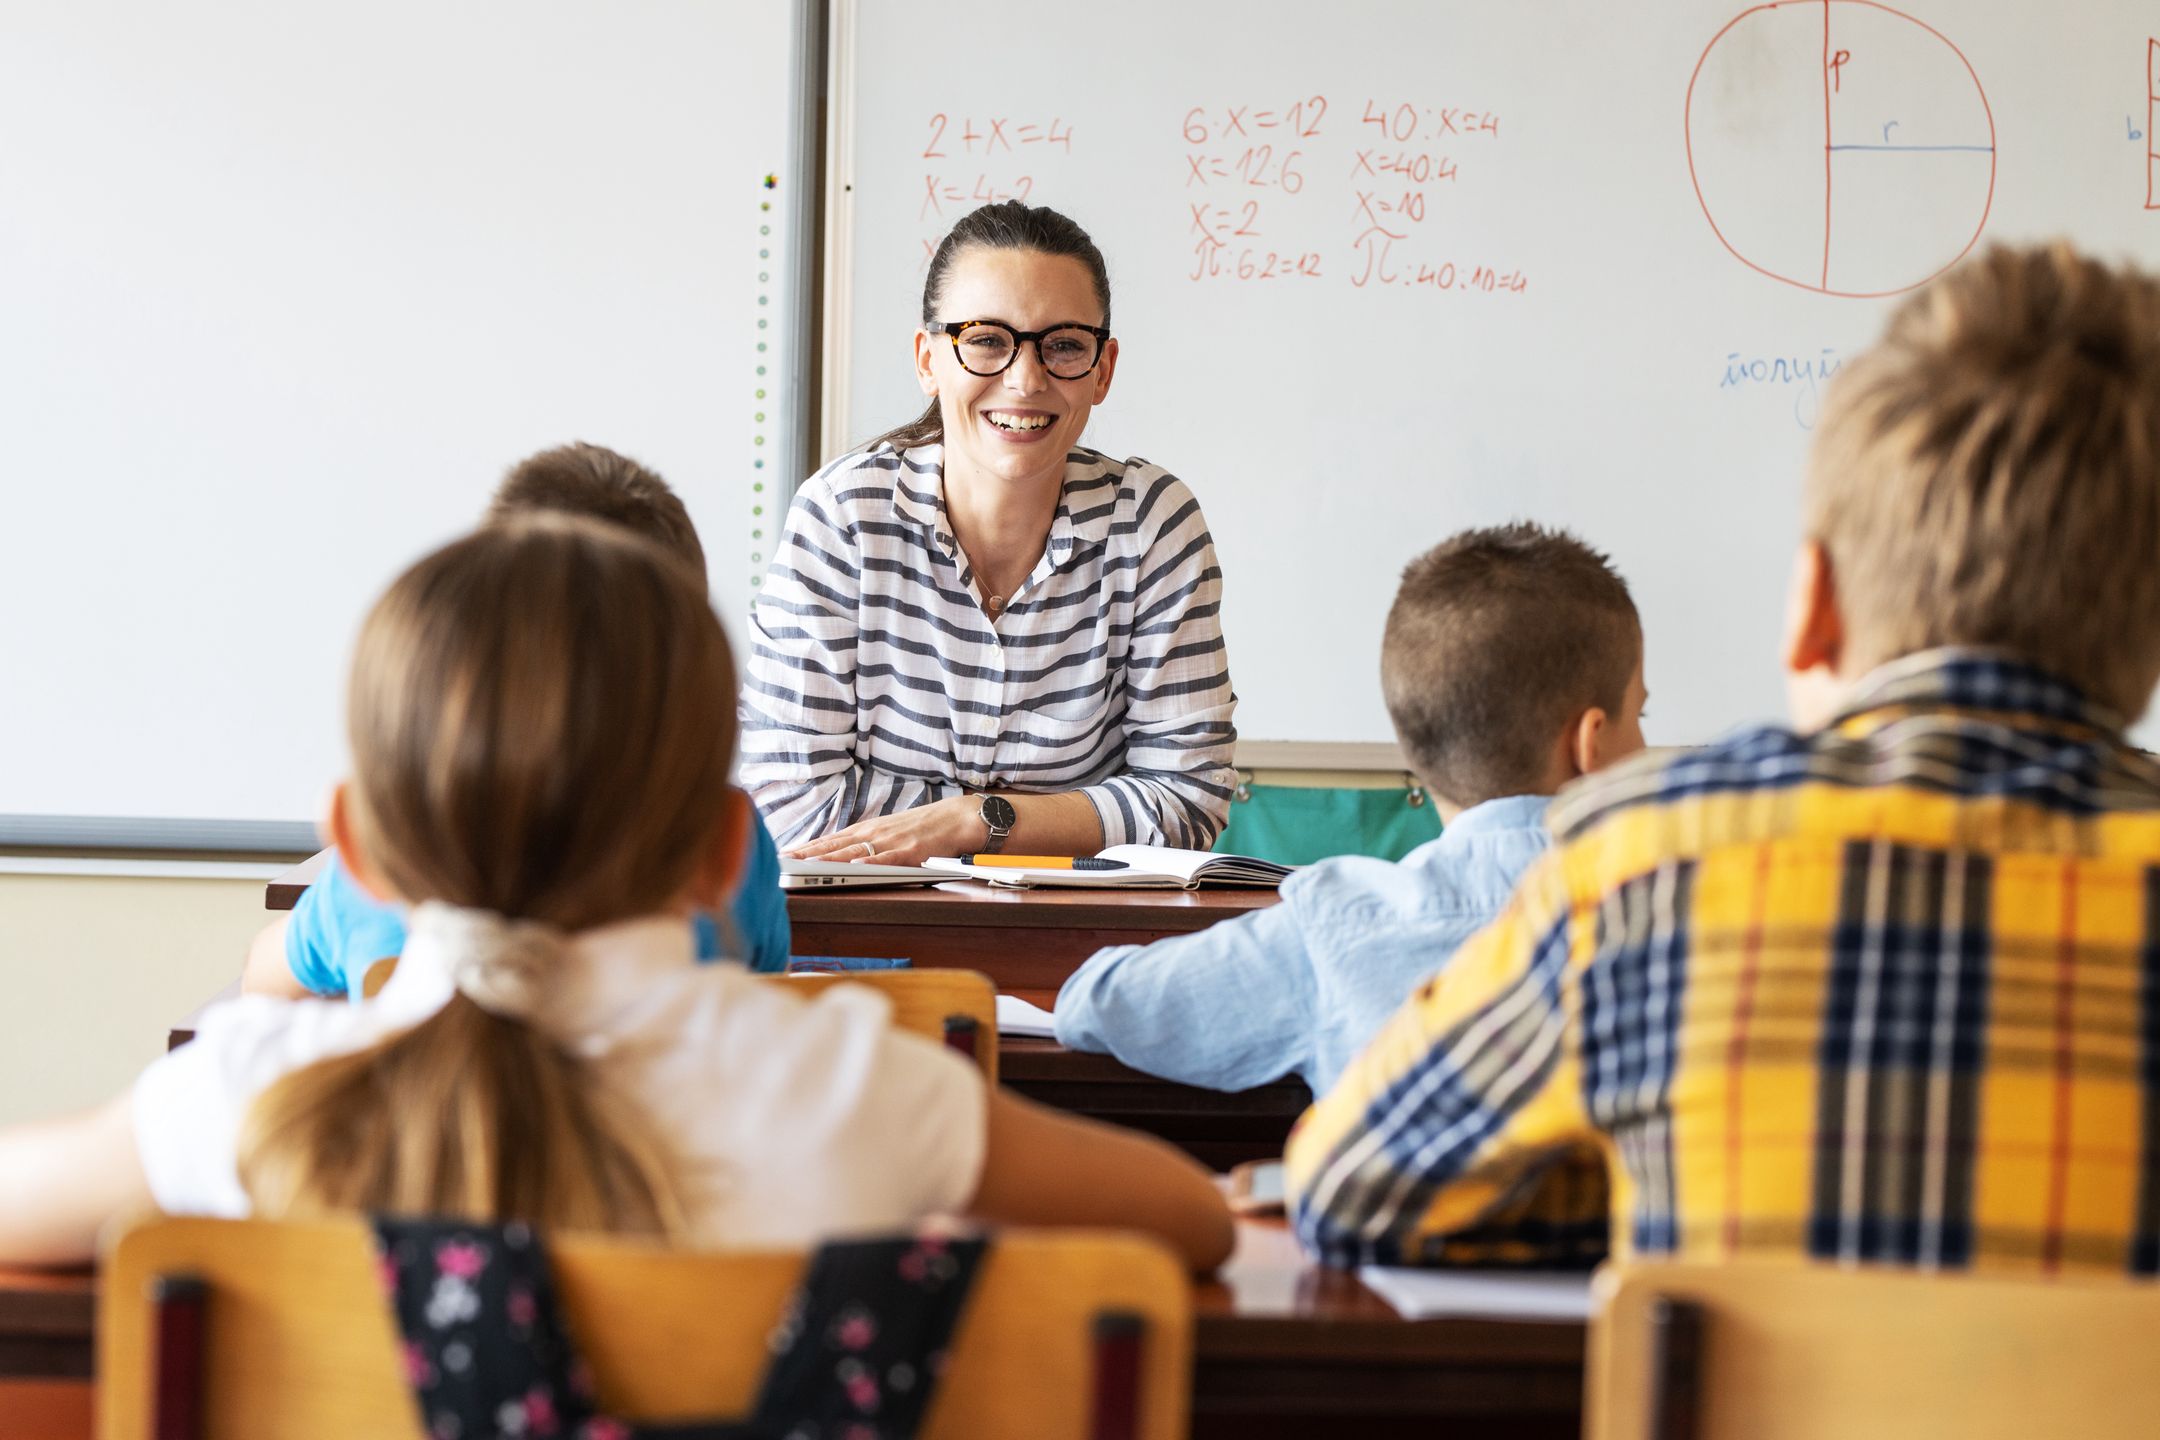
[1287,649,2160,1277]
[742,443,1237,850]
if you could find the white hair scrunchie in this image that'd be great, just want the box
[405,900,569,1024]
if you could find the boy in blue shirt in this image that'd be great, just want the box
[1054,523,1645,1093]
[243,442,791,999]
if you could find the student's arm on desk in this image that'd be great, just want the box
[967,1088,1236,1274]
[1054,902,1317,1093]
[0,1094,148,1265]
[1284,849,1604,1268]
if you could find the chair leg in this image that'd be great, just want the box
[150,1273,208,1440]
[1645,1295,1705,1440]
[1087,1311,1144,1440]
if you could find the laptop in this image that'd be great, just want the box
[779,857,949,891]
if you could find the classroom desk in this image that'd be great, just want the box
[1000,1038,1307,1172]
[264,851,1281,1007]
[0,1269,92,1382]
[1191,1220,1583,1439]
[0,1220,1585,1440]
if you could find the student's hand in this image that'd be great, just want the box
[785,797,981,866]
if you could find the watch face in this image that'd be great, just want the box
[982,795,1017,829]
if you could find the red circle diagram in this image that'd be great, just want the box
[1686,0,1995,298]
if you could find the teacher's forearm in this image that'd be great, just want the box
[999,790,1106,856]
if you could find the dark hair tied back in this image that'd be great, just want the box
[866,202,1112,455]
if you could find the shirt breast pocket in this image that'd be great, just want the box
[1029,683,1113,730]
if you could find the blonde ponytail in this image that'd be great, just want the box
[237,516,737,1234]
[238,993,685,1236]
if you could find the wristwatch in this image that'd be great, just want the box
[978,794,1017,854]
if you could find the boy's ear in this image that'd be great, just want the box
[1783,540,1845,676]
[1783,540,1853,731]
[324,781,396,904]
[1565,705,1609,782]
[689,787,754,911]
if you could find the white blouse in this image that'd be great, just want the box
[132,910,986,1246]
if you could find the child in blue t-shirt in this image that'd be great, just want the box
[272,811,789,998]
[1054,524,1646,1093]
[242,442,791,998]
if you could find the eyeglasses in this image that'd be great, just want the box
[926,319,1111,379]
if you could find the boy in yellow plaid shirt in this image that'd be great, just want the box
[1289,244,2160,1275]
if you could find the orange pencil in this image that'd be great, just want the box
[957,854,1130,870]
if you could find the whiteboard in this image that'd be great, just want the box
[0,1,805,841]
[834,0,2160,750]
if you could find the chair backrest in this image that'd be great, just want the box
[1587,1260,2160,1440]
[351,963,997,1081]
[100,1214,1189,1440]
[358,956,396,999]
[771,968,999,1083]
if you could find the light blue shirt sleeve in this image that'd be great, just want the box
[1053,900,1320,1093]
[283,852,408,999]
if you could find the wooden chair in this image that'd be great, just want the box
[357,956,397,999]
[1587,1259,2160,1440]
[771,968,1000,1083]
[100,1214,1189,1440]
[354,962,998,1082]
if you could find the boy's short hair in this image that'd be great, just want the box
[1808,243,2160,719]
[1382,523,1640,807]
[487,442,707,579]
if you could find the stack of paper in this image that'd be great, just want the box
[1356,1268,1594,1321]
[993,994,1058,1038]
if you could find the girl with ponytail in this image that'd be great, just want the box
[0,514,1231,1270]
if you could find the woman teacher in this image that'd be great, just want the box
[743,202,1237,865]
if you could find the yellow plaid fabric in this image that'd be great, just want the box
[1287,649,2160,1274]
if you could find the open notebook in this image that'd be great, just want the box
[925,845,1292,890]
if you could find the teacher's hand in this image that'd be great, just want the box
[784,796,983,868]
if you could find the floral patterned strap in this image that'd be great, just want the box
[373,1216,633,1440]
[735,1233,987,1440]
[372,1218,987,1440]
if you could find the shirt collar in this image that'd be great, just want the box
[1829,646,2123,735]
[887,443,1114,568]
[1434,793,1551,845]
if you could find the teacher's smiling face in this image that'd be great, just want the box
[914,246,1118,491]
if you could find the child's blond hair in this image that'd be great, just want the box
[238,515,738,1234]
[1808,243,2160,718]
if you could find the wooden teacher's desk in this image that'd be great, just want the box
[0,1220,1584,1439]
